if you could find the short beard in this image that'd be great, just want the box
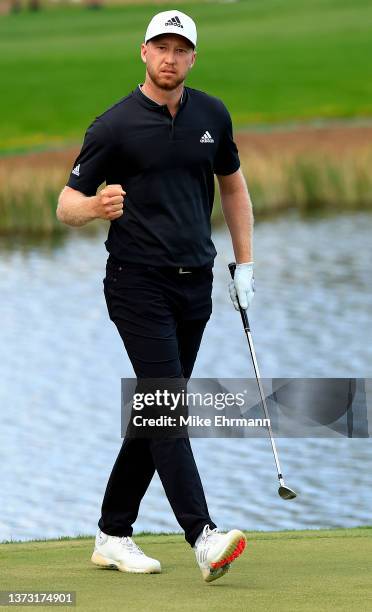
[147,65,186,91]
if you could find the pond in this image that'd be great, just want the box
[1,210,371,541]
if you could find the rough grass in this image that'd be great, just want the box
[1,528,372,611]
[1,124,371,235]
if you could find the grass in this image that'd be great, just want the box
[1,528,372,611]
[1,0,372,152]
[1,1,371,234]
[239,150,372,216]
[1,133,371,236]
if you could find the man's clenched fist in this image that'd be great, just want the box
[93,184,126,221]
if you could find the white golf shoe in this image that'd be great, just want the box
[91,529,161,574]
[194,525,247,583]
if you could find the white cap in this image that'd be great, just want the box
[144,10,197,48]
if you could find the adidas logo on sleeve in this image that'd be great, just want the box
[165,16,184,29]
[200,131,214,143]
[72,164,80,176]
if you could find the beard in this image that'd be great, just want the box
[146,64,187,91]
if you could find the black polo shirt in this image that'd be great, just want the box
[67,84,240,267]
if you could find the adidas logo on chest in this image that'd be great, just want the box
[200,131,214,144]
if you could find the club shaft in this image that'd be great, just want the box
[228,261,285,485]
[243,326,284,483]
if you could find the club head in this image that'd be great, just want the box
[278,485,297,500]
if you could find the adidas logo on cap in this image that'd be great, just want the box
[72,164,80,176]
[200,131,214,143]
[165,16,184,29]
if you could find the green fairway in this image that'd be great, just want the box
[1,0,372,152]
[1,528,372,611]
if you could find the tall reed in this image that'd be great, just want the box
[1,142,372,236]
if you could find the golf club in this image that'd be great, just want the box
[229,262,297,500]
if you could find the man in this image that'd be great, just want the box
[57,9,254,583]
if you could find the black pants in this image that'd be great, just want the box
[98,256,217,547]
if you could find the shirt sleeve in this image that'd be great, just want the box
[213,104,240,176]
[66,117,113,196]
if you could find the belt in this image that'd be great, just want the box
[150,265,208,275]
[107,255,211,275]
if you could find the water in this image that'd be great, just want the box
[1,210,371,542]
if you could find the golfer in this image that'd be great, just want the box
[57,9,254,583]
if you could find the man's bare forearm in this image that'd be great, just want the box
[220,175,254,263]
[56,186,97,227]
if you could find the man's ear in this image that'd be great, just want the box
[140,43,147,64]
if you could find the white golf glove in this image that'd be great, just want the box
[229,262,255,311]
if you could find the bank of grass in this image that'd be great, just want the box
[238,148,372,217]
[1,125,371,236]
[1,0,372,152]
[1,528,372,611]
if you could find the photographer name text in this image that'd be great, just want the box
[131,415,270,428]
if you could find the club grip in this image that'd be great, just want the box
[228,262,250,331]
[228,262,236,279]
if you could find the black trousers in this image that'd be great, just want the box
[98,256,217,547]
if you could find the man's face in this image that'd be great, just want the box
[141,34,196,91]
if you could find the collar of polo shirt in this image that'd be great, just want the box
[137,83,185,107]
